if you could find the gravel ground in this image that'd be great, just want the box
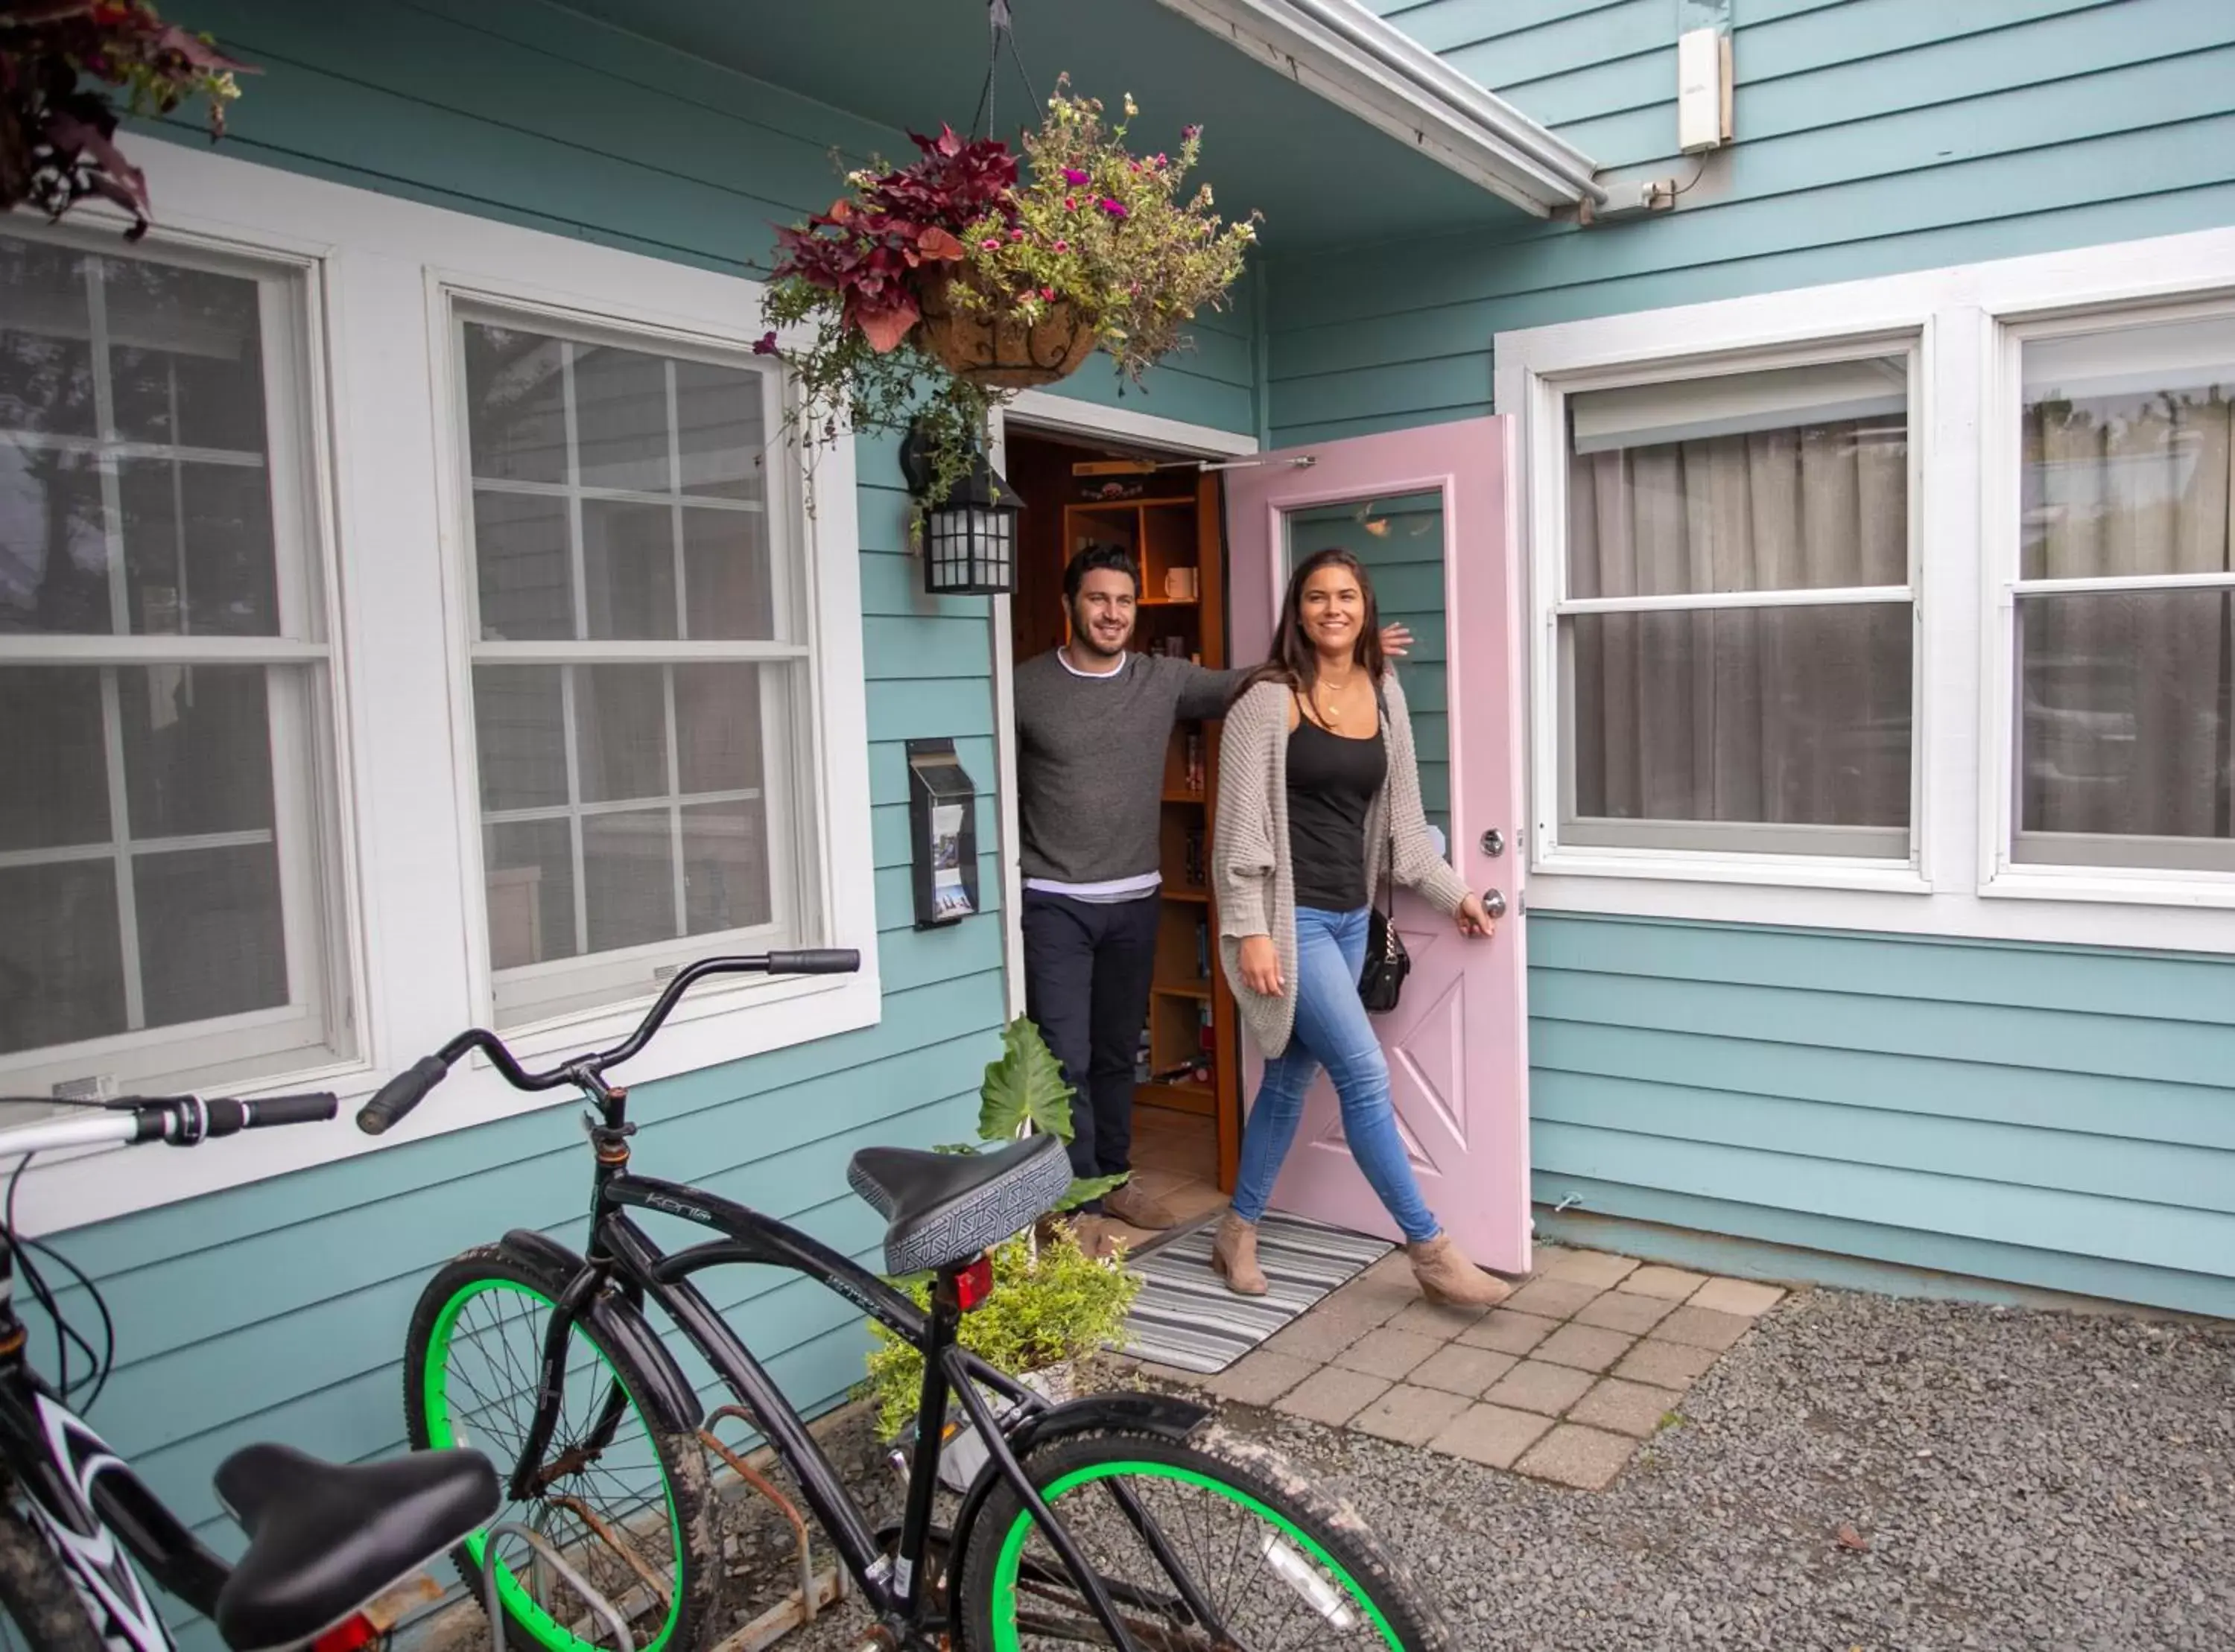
[463,1289,2231,1652]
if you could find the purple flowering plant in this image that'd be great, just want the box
[957,75,1258,384]
[760,76,1256,514]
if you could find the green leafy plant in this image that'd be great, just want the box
[943,1015,1125,1211]
[860,1223,1139,1439]
[0,1,250,240]
[856,1017,1143,1437]
[759,77,1257,522]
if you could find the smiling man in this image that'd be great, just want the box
[1014,543,1407,1256]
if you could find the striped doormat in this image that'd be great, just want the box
[1115,1213,1394,1374]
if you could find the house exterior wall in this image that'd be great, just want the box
[31,4,1259,1646]
[1273,0,2235,1316]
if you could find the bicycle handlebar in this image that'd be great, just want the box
[0,1093,338,1159]
[355,950,862,1135]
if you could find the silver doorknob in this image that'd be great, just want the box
[1483,889,1507,920]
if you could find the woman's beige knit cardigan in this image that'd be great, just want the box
[1212,670,1470,1059]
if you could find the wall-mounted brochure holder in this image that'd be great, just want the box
[907,738,979,930]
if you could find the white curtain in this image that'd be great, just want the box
[1566,422,1910,830]
[2022,393,2234,842]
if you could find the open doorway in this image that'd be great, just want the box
[1002,422,1243,1245]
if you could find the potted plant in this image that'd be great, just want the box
[1,1,248,241]
[760,75,1258,516]
[859,1018,1141,1487]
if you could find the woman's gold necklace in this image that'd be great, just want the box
[1315,671,1356,725]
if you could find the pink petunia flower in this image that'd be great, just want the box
[1053,240,1069,252]
[980,237,1002,250]
[1100,198,1129,219]
[1011,228,1026,241]
[1182,124,1201,139]
[752,331,779,356]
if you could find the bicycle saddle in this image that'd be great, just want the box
[212,1442,499,1652]
[847,1133,1074,1274]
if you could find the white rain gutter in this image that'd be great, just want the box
[1153,0,1606,216]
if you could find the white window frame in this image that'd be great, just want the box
[0,217,359,1103]
[1978,293,2235,909]
[1541,334,1927,868]
[19,142,879,1239]
[1499,220,2235,957]
[439,294,816,1031]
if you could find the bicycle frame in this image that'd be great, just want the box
[508,1162,1159,1649]
[0,1238,226,1652]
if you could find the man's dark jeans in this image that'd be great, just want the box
[1021,889,1160,1212]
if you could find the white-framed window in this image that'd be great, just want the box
[0,223,349,1101]
[450,307,816,1027]
[1503,222,2235,953]
[1553,348,1918,862]
[13,142,880,1239]
[1997,306,2235,879]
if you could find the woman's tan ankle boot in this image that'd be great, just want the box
[1210,1211,1269,1296]
[1407,1233,1512,1308]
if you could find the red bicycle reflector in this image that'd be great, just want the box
[313,1616,378,1652]
[956,1254,995,1310]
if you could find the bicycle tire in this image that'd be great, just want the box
[0,1504,107,1652]
[403,1244,717,1652]
[955,1421,1453,1651]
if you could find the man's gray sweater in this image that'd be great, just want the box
[1014,649,1241,887]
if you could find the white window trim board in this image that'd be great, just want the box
[16,142,879,1237]
[1495,220,2235,957]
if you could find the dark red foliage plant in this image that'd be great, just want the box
[0,0,250,239]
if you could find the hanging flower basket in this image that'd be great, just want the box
[760,76,1260,516]
[916,267,1097,390]
[0,2,249,241]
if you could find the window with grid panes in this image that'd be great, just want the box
[456,313,814,1025]
[0,229,344,1100]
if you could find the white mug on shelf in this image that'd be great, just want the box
[1163,567,1198,602]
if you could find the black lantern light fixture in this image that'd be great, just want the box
[901,421,1025,597]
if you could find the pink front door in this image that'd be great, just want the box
[1224,418,1531,1273]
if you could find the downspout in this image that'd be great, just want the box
[1279,0,1605,206]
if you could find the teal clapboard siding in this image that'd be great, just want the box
[147,0,1261,436]
[1292,1,2235,1312]
[1529,915,2235,1318]
[1278,0,2235,442]
[32,4,1242,1646]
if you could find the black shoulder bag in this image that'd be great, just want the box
[1357,681,1410,1014]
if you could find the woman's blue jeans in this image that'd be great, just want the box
[1230,905,1442,1245]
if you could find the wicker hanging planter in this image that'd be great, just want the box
[916,269,1097,391]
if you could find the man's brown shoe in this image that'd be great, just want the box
[1103,1179,1179,1230]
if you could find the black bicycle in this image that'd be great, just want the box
[0,1090,499,1652]
[366,950,1451,1652]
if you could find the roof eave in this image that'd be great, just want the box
[1152,0,1606,217]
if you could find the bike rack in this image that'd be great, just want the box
[699,1405,850,1652]
[481,1522,639,1652]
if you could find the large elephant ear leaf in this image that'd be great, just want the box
[1054,1172,1127,1213]
[977,1016,1076,1143]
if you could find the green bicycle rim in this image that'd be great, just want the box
[988,1459,1404,1651]
[421,1277,687,1652]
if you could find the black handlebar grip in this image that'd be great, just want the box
[767,948,862,975]
[356,1057,448,1136]
[245,1092,340,1128]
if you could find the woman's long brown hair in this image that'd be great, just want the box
[1233,547,1385,706]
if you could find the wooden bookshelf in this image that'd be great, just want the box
[1058,477,1241,1189]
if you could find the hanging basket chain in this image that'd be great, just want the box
[968,0,1042,142]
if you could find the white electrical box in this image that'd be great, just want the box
[1676,25,1731,153]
